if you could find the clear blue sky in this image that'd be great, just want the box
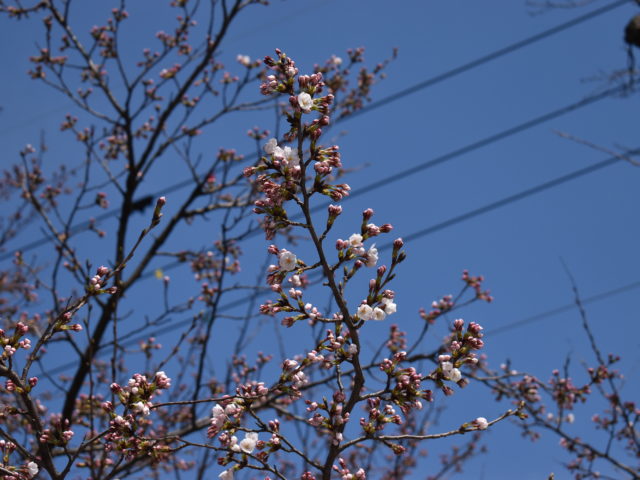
[1,1,639,478]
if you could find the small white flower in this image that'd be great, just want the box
[566,413,575,424]
[278,250,297,271]
[331,55,343,66]
[27,461,38,478]
[236,54,251,66]
[357,304,373,321]
[347,343,358,355]
[239,431,259,453]
[474,417,489,430]
[348,233,363,248]
[282,146,300,166]
[263,138,278,155]
[224,403,240,416]
[132,401,150,416]
[381,297,397,315]
[441,361,454,374]
[372,307,386,321]
[297,92,314,113]
[365,244,378,267]
[230,435,240,452]
[272,145,285,161]
[212,404,225,417]
[448,368,462,383]
[219,468,234,480]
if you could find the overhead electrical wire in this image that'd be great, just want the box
[12,0,637,376]
[486,279,640,335]
[0,84,625,263]
[0,0,628,261]
[83,148,639,366]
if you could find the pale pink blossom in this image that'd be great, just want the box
[219,469,234,480]
[474,417,489,430]
[381,297,397,315]
[279,250,297,271]
[365,244,378,267]
[27,461,38,478]
[298,92,313,113]
[357,304,373,321]
[282,146,300,166]
[236,54,251,66]
[239,431,259,453]
[372,307,386,321]
[349,233,363,248]
[263,138,278,155]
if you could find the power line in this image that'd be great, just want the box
[2,83,622,264]
[40,148,635,376]
[145,149,633,338]
[345,0,630,121]
[376,152,627,251]
[486,279,640,335]
[0,0,627,260]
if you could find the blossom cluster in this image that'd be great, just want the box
[0,440,38,478]
[101,371,172,458]
[431,319,485,396]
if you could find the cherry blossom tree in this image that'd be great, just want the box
[0,1,637,480]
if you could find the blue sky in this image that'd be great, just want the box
[1,1,639,478]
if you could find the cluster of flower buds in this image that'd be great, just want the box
[209,398,244,438]
[159,63,181,79]
[308,328,363,366]
[278,359,309,398]
[548,369,590,410]
[380,351,432,413]
[235,381,269,401]
[306,390,350,446]
[108,371,171,418]
[500,374,542,409]
[332,458,366,480]
[5,376,38,395]
[0,440,38,478]
[385,324,407,353]
[260,49,299,95]
[87,265,117,295]
[462,270,493,302]
[431,319,484,395]
[360,397,402,436]
[102,372,171,459]
[0,322,31,359]
[54,309,82,332]
[419,294,454,324]
[100,127,128,160]
[587,354,620,384]
[247,126,269,141]
[95,191,109,208]
[40,413,74,446]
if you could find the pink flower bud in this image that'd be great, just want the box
[97,265,109,276]
[328,204,342,216]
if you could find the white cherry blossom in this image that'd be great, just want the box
[357,304,373,321]
[297,92,313,113]
[279,250,297,271]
